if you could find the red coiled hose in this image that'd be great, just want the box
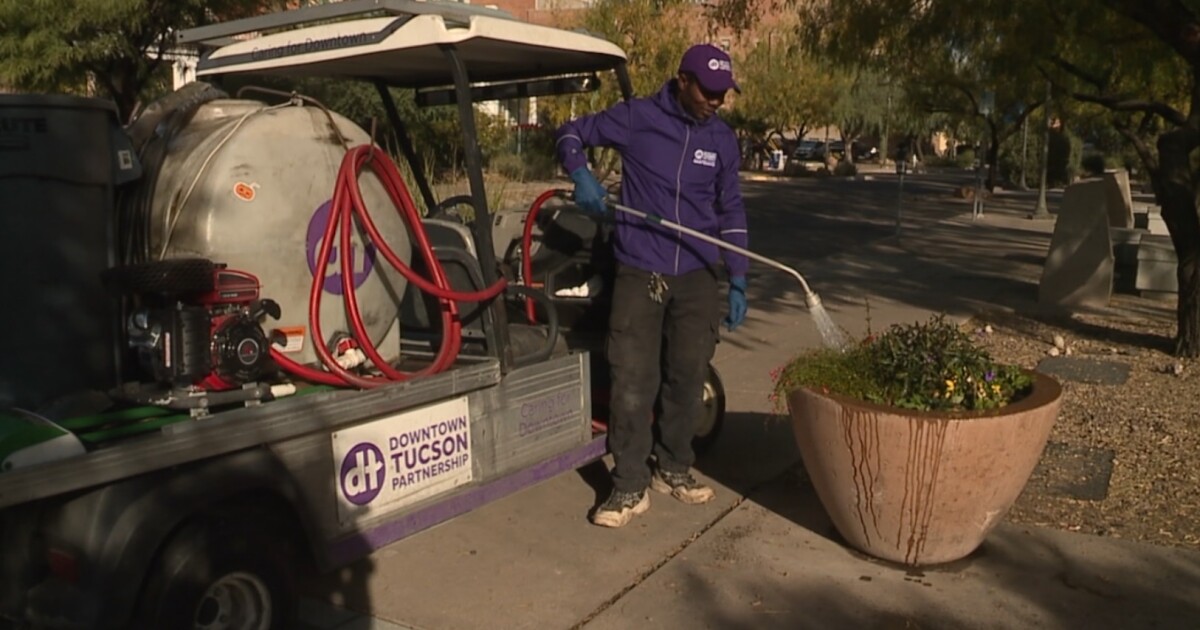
[272,144,507,388]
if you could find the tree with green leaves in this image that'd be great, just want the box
[1031,0,1200,356]
[797,1,1047,189]
[731,19,843,156]
[0,0,282,122]
[537,0,700,178]
[784,0,1200,356]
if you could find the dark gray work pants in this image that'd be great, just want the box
[606,263,719,493]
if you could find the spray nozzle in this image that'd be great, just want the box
[804,292,822,310]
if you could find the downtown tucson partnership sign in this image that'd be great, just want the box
[333,396,472,523]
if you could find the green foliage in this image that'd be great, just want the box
[0,0,281,121]
[492,124,561,181]
[489,154,528,181]
[1046,128,1082,188]
[782,0,1200,354]
[798,1,1050,188]
[536,0,695,126]
[769,345,881,411]
[1080,153,1107,177]
[732,18,842,139]
[488,149,559,182]
[535,0,698,178]
[994,139,1024,187]
[1076,119,1143,178]
[772,315,1033,413]
[580,0,695,99]
[926,145,976,169]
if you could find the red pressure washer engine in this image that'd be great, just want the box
[103,259,281,410]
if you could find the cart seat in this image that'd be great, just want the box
[398,219,559,364]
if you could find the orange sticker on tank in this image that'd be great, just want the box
[272,326,305,353]
[233,182,257,202]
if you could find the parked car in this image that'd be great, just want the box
[791,139,826,161]
[852,142,879,161]
[792,139,878,163]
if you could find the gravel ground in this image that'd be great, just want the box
[971,295,1200,551]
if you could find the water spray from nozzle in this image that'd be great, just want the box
[609,203,850,350]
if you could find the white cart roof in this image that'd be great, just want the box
[194,11,626,88]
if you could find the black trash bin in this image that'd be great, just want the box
[0,94,140,412]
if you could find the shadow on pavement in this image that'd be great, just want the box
[644,473,1200,630]
[299,559,377,629]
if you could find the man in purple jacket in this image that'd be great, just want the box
[556,43,750,528]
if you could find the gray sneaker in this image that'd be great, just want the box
[651,469,715,505]
[592,489,650,528]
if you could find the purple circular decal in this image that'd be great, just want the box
[306,200,378,295]
[339,442,386,506]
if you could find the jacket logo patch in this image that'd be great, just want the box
[693,149,717,168]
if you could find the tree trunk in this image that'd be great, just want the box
[1177,246,1200,357]
[1154,129,1200,357]
[985,142,1000,191]
[102,57,157,124]
[985,122,1001,191]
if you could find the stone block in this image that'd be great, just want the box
[1037,356,1131,385]
[1109,227,1145,294]
[1039,180,1114,307]
[1102,169,1134,228]
[1108,227,1144,264]
[1146,213,1170,236]
[1135,235,1178,294]
[1132,201,1158,215]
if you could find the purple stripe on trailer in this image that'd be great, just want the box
[329,434,607,565]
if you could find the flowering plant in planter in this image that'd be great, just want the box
[772,314,1059,566]
[771,315,1034,413]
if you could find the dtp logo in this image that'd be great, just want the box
[340,442,385,506]
[707,58,732,72]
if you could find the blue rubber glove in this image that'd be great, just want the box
[725,276,747,331]
[569,167,608,216]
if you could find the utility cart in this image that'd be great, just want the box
[0,2,726,628]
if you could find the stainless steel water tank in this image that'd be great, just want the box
[0,94,139,411]
[143,99,411,367]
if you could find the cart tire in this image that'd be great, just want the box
[134,507,297,630]
[692,363,725,455]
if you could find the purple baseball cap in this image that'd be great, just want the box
[678,44,740,94]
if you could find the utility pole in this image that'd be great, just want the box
[974,91,994,220]
[1031,80,1052,219]
[880,80,892,165]
[1019,116,1029,190]
[895,144,908,236]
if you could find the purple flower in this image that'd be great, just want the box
[985,370,995,382]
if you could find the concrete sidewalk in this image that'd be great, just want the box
[582,470,1200,629]
[303,170,1200,629]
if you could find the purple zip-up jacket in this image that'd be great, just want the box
[555,80,749,278]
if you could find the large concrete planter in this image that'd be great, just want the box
[787,371,1062,566]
